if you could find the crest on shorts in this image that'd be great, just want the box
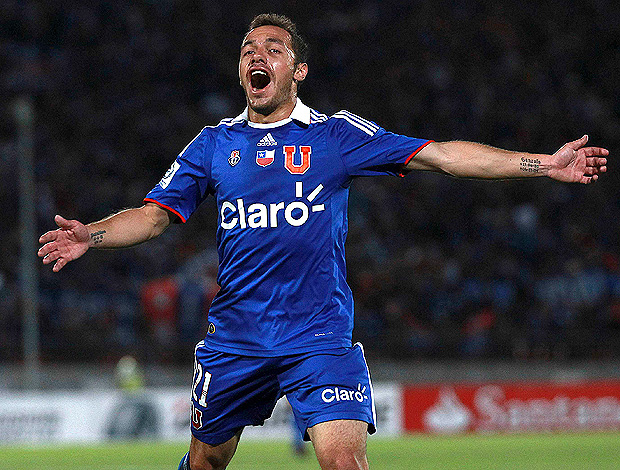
[228,150,241,167]
[191,405,203,429]
[208,322,216,334]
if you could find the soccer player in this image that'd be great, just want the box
[38,13,608,470]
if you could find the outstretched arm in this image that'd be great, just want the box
[406,135,608,183]
[38,202,172,272]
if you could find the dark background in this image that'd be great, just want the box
[1,0,619,364]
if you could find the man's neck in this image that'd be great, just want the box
[247,98,296,124]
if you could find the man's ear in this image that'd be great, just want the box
[293,63,308,82]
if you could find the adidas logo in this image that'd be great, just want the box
[257,133,278,147]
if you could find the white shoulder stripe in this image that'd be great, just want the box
[201,119,237,132]
[331,113,376,136]
[332,111,378,134]
[337,110,379,132]
[310,110,328,123]
[179,126,207,157]
[203,118,236,128]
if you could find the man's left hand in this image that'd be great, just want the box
[548,135,608,184]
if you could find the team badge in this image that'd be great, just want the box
[228,150,241,167]
[284,145,311,174]
[256,149,275,167]
[208,322,216,334]
[191,405,203,429]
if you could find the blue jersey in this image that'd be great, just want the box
[145,99,431,356]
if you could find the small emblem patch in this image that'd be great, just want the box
[228,150,241,166]
[158,160,180,189]
[208,322,216,334]
[191,405,203,429]
[256,149,275,167]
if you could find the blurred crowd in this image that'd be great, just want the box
[1,0,619,363]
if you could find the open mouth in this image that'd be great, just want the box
[250,70,271,90]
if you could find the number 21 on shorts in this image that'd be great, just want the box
[192,357,211,407]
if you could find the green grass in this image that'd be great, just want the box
[1,433,619,469]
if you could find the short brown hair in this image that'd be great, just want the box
[246,14,309,66]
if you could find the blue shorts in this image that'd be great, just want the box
[189,341,376,446]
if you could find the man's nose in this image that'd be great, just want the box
[250,53,266,64]
[250,45,269,62]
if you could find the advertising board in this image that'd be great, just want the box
[0,383,401,444]
[403,381,620,434]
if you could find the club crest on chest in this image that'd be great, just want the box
[256,149,275,167]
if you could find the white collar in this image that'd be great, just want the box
[232,98,311,128]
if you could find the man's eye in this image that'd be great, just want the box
[270,49,281,53]
[243,50,254,56]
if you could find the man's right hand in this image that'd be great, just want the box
[38,215,91,272]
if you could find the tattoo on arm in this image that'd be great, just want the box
[520,157,541,173]
[90,230,106,245]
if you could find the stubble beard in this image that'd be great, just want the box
[248,79,295,117]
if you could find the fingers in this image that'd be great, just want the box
[585,156,607,166]
[39,215,85,272]
[580,175,595,184]
[583,166,605,176]
[54,214,74,229]
[39,215,72,244]
[38,241,57,257]
[52,258,68,272]
[39,215,70,271]
[567,134,588,151]
[581,145,608,184]
[583,147,609,157]
[39,229,58,244]
[41,250,61,265]
[38,243,68,271]
[39,243,73,271]
[585,156,607,174]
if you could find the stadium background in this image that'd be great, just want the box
[1,0,620,466]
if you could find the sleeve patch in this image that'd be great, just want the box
[158,160,180,189]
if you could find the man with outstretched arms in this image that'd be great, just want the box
[39,14,608,470]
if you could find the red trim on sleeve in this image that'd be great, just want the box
[399,140,435,177]
[143,198,187,223]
